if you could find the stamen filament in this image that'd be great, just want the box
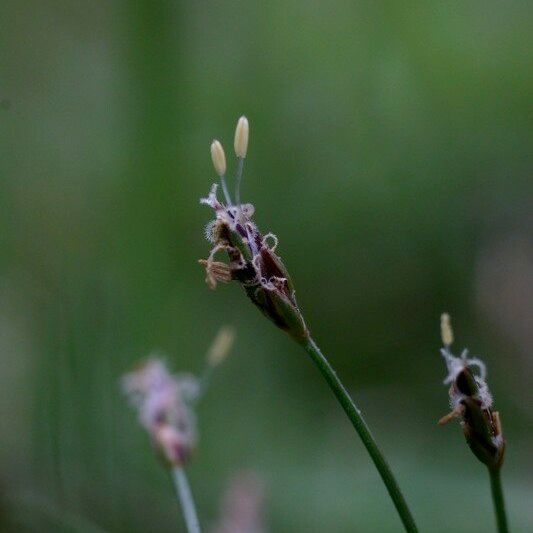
[219,175,233,206]
[234,157,244,208]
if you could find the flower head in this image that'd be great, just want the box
[122,358,199,465]
[437,314,504,469]
[199,117,308,342]
[122,328,234,466]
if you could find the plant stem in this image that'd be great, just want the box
[489,467,509,533]
[303,337,418,532]
[171,466,201,533]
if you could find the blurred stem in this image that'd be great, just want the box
[489,467,509,533]
[198,364,214,398]
[171,466,201,533]
[303,337,418,533]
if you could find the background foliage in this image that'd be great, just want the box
[1,1,532,531]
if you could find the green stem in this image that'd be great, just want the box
[303,337,418,532]
[489,467,509,533]
[171,466,201,533]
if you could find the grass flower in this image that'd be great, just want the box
[199,117,417,532]
[438,313,508,532]
[199,134,307,341]
[122,358,199,465]
[122,328,235,533]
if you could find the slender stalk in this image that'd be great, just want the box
[171,466,201,533]
[234,157,244,207]
[303,337,418,532]
[219,174,232,206]
[198,363,214,398]
[489,467,509,533]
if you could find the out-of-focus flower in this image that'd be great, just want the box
[122,358,199,466]
[199,117,308,342]
[437,314,505,469]
[211,471,267,533]
[121,328,235,466]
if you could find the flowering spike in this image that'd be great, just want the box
[437,317,505,469]
[234,116,249,158]
[200,119,308,341]
[121,358,199,466]
[211,140,226,176]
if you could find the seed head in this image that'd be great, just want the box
[234,116,249,158]
[211,140,227,176]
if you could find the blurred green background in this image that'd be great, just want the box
[1,1,532,531]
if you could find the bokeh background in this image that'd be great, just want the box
[1,1,532,531]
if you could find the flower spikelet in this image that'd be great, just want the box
[437,314,505,469]
[122,358,199,466]
[199,117,308,341]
